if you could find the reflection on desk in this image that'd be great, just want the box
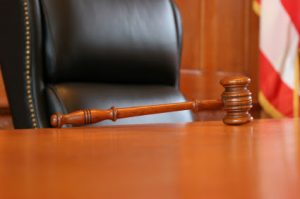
[0,119,299,199]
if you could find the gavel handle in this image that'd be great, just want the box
[51,100,223,128]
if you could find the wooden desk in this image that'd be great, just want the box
[0,119,299,199]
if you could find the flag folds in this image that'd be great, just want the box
[255,0,300,117]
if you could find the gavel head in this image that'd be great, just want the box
[220,76,253,125]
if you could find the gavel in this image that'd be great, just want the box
[50,76,253,128]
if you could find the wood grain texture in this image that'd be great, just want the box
[174,0,201,70]
[176,0,259,103]
[0,69,12,129]
[0,119,300,199]
[0,70,8,109]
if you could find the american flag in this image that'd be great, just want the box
[254,0,300,118]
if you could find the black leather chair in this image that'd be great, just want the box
[0,0,193,129]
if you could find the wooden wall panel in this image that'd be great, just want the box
[0,70,13,129]
[0,71,8,109]
[175,0,201,70]
[176,0,259,104]
[203,0,248,73]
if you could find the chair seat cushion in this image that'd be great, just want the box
[46,83,193,126]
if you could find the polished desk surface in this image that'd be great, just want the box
[0,119,299,199]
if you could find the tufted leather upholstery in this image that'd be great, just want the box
[0,0,193,128]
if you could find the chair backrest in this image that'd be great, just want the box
[0,0,193,128]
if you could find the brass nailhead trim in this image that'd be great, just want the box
[23,0,37,128]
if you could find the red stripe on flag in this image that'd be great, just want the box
[260,52,294,117]
[281,0,300,35]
